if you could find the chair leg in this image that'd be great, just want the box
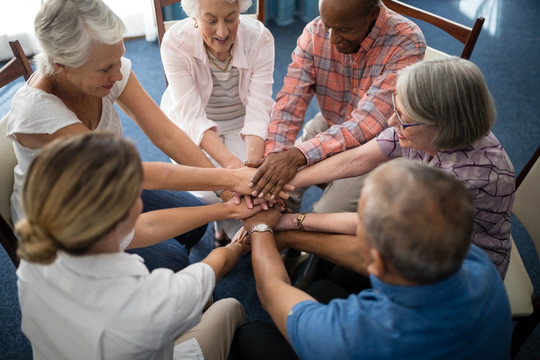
[511,295,540,358]
[0,215,19,268]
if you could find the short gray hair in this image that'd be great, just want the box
[361,159,474,283]
[34,0,126,76]
[396,56,496,149]
[181,0,253,18]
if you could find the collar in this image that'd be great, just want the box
[57,250,148,279]
[354,4,386,57]
[369,267,466,307]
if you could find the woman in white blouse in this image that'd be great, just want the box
[16,132,258,360]
[160,0,275,245]
[6,0,257,270]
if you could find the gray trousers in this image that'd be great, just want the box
[288,113,365,214]
[175,298,244,360]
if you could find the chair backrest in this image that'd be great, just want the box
[503,145,540,357]
[153,0,266,47]
[0,113,20,268]
[381,0,485,60]
[504,145,540,315]
[0,40,33,88]
[513,146,540,260]
[0,40,33,268]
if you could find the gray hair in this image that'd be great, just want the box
[361,159,474,283]
[396,56,496,149]
[34,0,126,76]
[181,0,253,18]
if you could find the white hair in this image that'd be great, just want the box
[181,0,253,18]
[34,0,126,76]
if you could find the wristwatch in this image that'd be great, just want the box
[248,223,273,238]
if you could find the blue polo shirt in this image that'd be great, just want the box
[286,245,511,359]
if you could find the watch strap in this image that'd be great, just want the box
[248,223,273,237]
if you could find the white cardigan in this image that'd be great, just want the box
[160,15,275,146]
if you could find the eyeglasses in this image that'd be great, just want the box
[392,93,424,130]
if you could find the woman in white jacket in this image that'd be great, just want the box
[160,0,274,246]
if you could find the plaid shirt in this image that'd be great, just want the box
[265,5,426,165]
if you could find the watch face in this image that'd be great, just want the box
[255,224,267,231]
[250,223,272,234]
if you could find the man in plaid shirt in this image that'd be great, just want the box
[248,0,425,214]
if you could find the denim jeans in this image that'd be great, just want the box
[125,189,207,272]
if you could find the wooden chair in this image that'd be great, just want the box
[0,40,33,87]
[153,0,266,46]
[503,145,540,358]
[381,0,485,60]
[0,40,33,268]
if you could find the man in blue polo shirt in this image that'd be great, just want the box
[232,159,511,360]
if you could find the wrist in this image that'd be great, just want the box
[296,213,307,231]
[220,189,234,202]
[226,242,244,254]
[290,147,308,168]
[248,223,273,242]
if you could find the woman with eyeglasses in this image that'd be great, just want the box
[270,57,515,280]
[159,0,274,247]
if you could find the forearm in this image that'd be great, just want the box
[292,138,387,188]
[251,232,294,335]
[275,231,369,275]
[158,126,216,168]
[129,203,232,248]
[142,162,238,192]
[200,130,243,168]
[116,71,215,169]
[245,135,265,162]
[278,213,357,235]
[202,243,244,280]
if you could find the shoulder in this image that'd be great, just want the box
[7,84,77,136]
[374,5,426,50]
[163,18,199,53]
[286,295,382,359]
[379,5,424,38]
[439,133,515,181]
[462,245,508,301]
[238,16,274,48]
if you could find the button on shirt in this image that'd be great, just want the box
[265,4,426,165]
[286,245,512,360]
[17,251,215,360]
[376,127,515,278]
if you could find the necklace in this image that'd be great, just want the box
[207,50,233,72]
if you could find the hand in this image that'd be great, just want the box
[223,197,263,220]
[242,205,283,232]
[229,228,251,255]
[230,166,294,201]
[246,148,306,199]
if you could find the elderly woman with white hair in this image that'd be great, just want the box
[160,0,275,247]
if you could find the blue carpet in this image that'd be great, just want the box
[1,1,539,358]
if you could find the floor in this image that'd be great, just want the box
[1,0,539,358]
